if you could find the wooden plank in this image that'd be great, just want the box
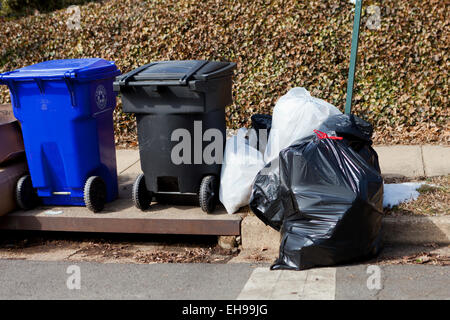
[0,200,241,236]
[0,215,240,236]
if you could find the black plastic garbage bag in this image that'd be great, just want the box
[271,134,383,270]
[249,159,285,230]
[251,114,272,133]
[251,114,272,152]
[250,115,381,231]
[319,114,380,173]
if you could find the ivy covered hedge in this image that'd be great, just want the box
[0,0,448,145]
[0,0,94,16]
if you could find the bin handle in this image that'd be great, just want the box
[194,62,236,80]
[34,78,45,95]
[123,80,186,87]
[178,60,208,85]
[117,62,158,86]
[117,60,209,87]
[5,80,20,109]
[64,72,77,107]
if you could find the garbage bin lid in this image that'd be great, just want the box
[0,59,120,81]
[118,60,236,85]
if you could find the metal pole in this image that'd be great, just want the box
[344,0,363,114]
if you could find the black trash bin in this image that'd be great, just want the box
[114,60,236,213]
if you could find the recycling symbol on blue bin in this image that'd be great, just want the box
[95,85,107,110]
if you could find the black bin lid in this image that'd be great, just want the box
[115,60,236,87]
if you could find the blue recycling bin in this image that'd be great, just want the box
[0,59,121,212]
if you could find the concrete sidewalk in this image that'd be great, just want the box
[373,145,450,178]
[117,145,450,179]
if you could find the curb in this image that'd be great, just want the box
[382,216,450,245]
[240,214,450,251]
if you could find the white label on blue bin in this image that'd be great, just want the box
[95,85,107,110]
[41,99,49,110]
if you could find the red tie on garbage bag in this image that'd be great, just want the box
[313,129,343,140]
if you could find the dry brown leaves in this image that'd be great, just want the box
[75,242,237,263]
[380,251,450,266]
[133,247,237,264]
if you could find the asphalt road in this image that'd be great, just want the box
[0,259,448,300]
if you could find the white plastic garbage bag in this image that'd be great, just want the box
[264,87,342,162]
[219,128,265,214]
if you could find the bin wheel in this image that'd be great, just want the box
[199,175,218,214]
[84,176,107,213]
[16,175,39,210]
[132,173,153,211]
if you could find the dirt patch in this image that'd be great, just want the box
[0,231,239,264]
[229,248,278,264]
[1,230,448,266]
[70,242,136,260]
[377,251,450,266]
[133,247,237,264]
[0,237,82,254]
[69,241,238,264]
[369,243,450,266]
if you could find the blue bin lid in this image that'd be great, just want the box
[0,58,120,81]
